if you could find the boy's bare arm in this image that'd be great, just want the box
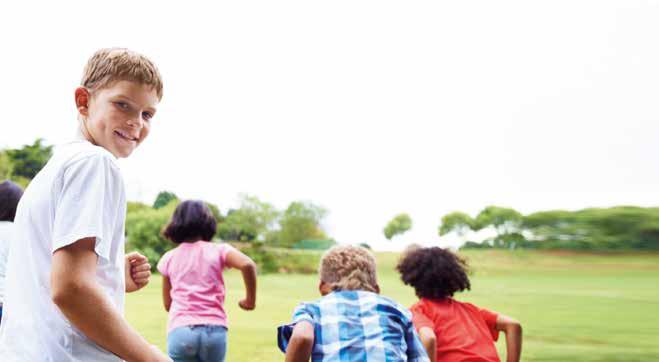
[495,314,522,362]
[51,238,171,362]
[225,248,257,310]
[285,321,314,362]
[418,327,437,362]
[162,276,172,312]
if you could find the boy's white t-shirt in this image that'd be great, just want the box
[0,221,13,304]
[0,140,127,362]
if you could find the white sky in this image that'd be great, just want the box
[1,1,658,250]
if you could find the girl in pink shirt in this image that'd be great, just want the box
[157,200,257,362]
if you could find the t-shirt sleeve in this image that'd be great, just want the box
[0,225,11,275]
[52,154,123,261]
[218,243,237,269]
[479,307,500,342]
[157,251,172,277]
[277,303,315,353]
[291,303,315,325]
[410,304,435,332]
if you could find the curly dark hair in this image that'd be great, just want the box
[396,246,471,300]
[162,200,217,243]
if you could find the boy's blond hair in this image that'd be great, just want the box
[319,245,378,293]
[81,48,163,100]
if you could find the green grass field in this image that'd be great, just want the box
[126,250,659,361]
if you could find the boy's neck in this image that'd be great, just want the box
[74,129,84,141]
[76,119,98,146]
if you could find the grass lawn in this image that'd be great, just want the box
[126,250,659,361]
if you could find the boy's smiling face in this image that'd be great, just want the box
[76,80,159,158]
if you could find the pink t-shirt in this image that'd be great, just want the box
[157,241,236,333]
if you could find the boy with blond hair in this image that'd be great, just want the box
[278,245,430,362]
[0,48,171,361]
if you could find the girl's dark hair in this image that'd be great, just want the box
[162,200,217,243]
[396,246,471,300]
[0,180,24,222]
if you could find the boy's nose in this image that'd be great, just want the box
[127,116,144,128]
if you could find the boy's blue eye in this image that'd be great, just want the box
[115,101,129,110]
[142,112,153,121]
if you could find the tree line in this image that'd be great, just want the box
[1,140,335,268]
[384,206,659,250]
[126,192,333,268]
[437,206,659,250]
[4,139,659,262]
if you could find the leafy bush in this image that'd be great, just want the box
[153,191,178,209]
[216,195,277,242]
[238,242,320,274]
[292,239,336,250]
[276,201,327,247]
[125,201,178,270]
[460,241,492,250]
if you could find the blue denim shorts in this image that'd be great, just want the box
[167,324,228,362]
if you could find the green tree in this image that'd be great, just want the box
[475,206,523,247]
[5,139,53,180]
[438,211,475,243]
[127,201,151,213]
[523,206,659,250]
[475,206,522,233]
[125,201,178,270]
[205,201,223,223]
[0,151,12,180]
[153,191,179,209]
[218,209,258,241]
[276,201,328,247]
[383,213,412,240]
[217,194,278,242]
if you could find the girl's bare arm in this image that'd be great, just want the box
[225,248,257,310]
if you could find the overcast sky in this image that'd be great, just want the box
[1,1,658,250]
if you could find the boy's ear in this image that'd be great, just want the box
[318,281,331,296]
[74,87,90,117]
[374,283,380,294]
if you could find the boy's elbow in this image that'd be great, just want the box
[51,279,86,308]
[292,322,315,345]
[293,332,314,346]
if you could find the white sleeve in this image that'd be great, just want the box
[52,154,123,261]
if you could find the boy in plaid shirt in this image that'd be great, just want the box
[277,245,430,362]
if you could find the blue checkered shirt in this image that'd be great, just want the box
[277,290,430,362]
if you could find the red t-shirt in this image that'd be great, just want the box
[411,298,500,362]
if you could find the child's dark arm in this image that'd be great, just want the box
[418,327,437,362]
[225,248,257,310]
[285,321,314,362]
[162,276,172,312]
[496,314,522,362]
[51,238,171,362]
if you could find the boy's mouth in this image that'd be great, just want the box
[114,130,139,143]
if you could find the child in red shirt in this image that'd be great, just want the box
[396,247,522,362]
